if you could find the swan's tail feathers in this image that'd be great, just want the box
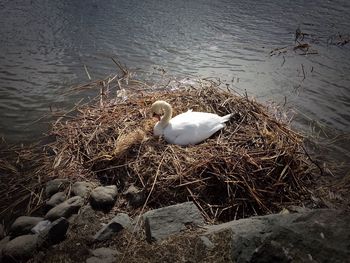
[221,113,234,123]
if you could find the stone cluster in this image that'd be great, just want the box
[1,178,349,263]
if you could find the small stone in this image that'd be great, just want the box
[46,192,66,207]
[46,179,68,197]
[71,205,99,228]
[31,220,52,234]
[73,181,94,198]
[86,247,118,263]
[90,185,118,209]
[143,201,204,242]
[93,213,131,241]
[10,216,44,236]
[199,236,214,250]
[0,236,11,260]
[112,213,132,230]
[2,234,40,260]
[39,217,69,246]
[123,185,145,207]
[45,196,84,221]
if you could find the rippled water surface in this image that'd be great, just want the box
[0,0,349,163]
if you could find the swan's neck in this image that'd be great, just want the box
[159,102,172,127]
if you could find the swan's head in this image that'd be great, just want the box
[151,100,168,115]
[151,100,172,137]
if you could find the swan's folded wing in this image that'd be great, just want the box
[164,112,227,145]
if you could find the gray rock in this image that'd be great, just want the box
[198,236,214,250]
[46,178,68,197]
[286,205,311,213]
[46,191,66,207]
[143,201,204,242]
[39,217,69,246]
[93,213,131,241]
[123,185,145,207]
[73,181,94,198]
[45,196,84,221]
[10,216,44,236]
[0,236,10,260]
[204,209,350,263]
[112,213,132,230]
[90,185,118,209]
[86,247,118,263]
[71,205,99,229]
[2,234,40,260]
[31,220,52,234]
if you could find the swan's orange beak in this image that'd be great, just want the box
[152,113,161,121]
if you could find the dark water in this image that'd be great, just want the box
[0,0,349,164]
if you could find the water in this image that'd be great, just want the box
[0,0,349,165]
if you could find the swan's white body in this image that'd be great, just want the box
[152,101,232,146]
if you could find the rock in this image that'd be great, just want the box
[71,205,99,227]
[46,191,66,207]
[45,178,68,197]
[31,220,52,234]
[45,196,84,221]
[10,216,44,236]
[0,236,10,260]
[93,213,131,241]
[2,234,41,260]
[86,247,118,263]
[204,209,350,263]
[250,240,292,263]
[39,217,69,246]
[286,205,311,213]
[143,201,204,242]
[123,185,145,207]
[0,224,4,239]
[73,181,94,198]
[198,236,214,250]
[90,185,118,209]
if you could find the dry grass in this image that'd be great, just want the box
[34,75,315,222]
[0,142,47,226]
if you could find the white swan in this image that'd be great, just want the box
[151,100,232,146]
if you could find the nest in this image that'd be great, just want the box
[43,77,314,222]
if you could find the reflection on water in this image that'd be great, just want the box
[0,0,349,164]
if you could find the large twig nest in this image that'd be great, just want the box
[47,78,314,222]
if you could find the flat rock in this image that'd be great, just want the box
[90,185,118,209]
[2,234,41,260]
[86,247,118,263]
[45,178,68,197]
[10,216,44,236]
[93,213,131,241]
[46,191,66,207]
[73,181,94,198]
[45,196,84,221]
[143,201,204,242]
[204,209,350,263]
[39,217,69,246]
